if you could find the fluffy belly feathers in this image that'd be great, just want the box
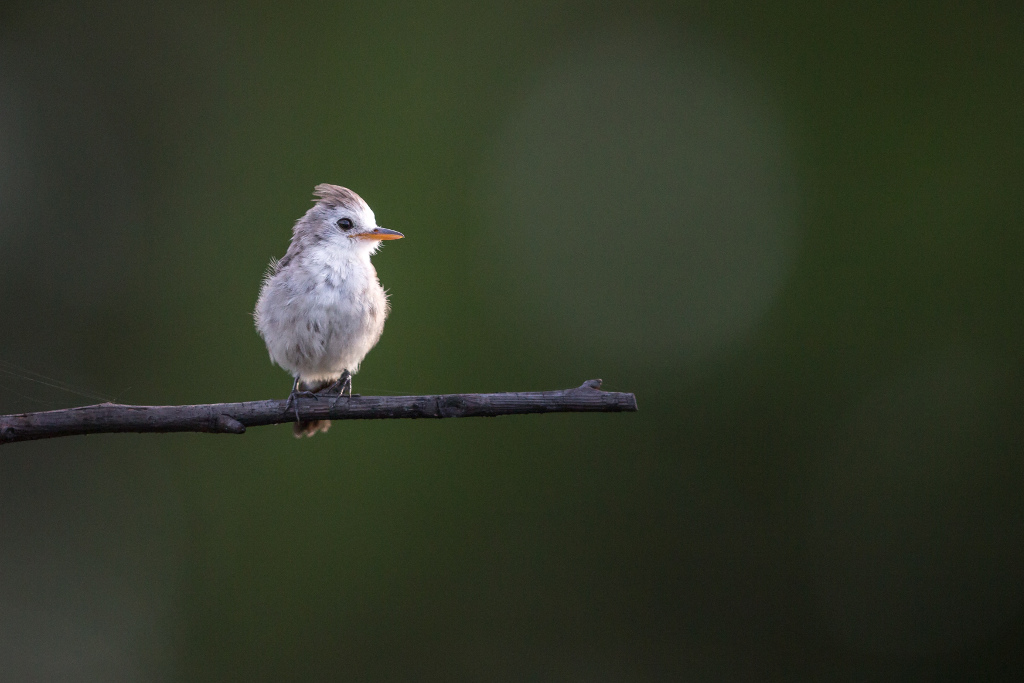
[257,273,387,382]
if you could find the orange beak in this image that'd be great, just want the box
[357,227,404,240]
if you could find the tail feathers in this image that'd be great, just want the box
[292,378,332,438]
[294,419,331,438]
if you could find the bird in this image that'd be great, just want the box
[254,184,403,437]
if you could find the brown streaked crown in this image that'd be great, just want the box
[312,184,369,212]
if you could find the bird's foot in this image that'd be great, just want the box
[285,378,320,422]
[324,371,353,407]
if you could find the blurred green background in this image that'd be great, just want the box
[2,1,1023,680]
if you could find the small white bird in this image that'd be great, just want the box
[254,184,403,437]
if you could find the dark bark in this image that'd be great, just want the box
[0,379,637,444]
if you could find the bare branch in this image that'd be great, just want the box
[0,379,637,444]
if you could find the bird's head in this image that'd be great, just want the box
[300,184,403,255]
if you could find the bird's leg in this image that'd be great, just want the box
[285,376,319,422]
[321,370,352,396]
[325,370,353,407]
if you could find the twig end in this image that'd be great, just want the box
[215,414,246,434]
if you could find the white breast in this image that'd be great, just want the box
[255,249,389,382]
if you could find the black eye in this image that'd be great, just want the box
[337,217,354,230]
